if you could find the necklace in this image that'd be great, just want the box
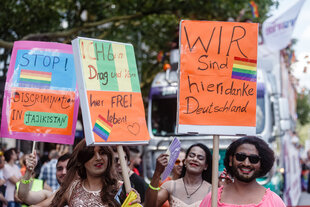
[183,178,203,199]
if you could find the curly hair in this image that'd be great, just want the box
[180,143,212,183]
[50,139,120,207]
[224,136,275,178]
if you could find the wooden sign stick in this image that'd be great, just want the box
[211,135,219,207]
[117,145,132,194]
[32,141,36,154]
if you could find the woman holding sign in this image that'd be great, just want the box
[50,139,141,207]
[145,143,212,207]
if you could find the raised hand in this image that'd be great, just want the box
[25,152,37,172]
[154,153,169,175]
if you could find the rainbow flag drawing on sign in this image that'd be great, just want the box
[19,69,52,88]
[232,57,257,82]
[93,115,113,141]
[79,40,141,93]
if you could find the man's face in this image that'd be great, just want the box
[230,143,261,183]
[131,153,141,168]
[84,146,108,178]
[56,159,69,184]
[172,151,185,177]
[113,152,128,175]
[11,150,17,162]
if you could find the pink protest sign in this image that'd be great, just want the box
[0,41,79,144]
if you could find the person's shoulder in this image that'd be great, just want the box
[130,173,146,184]
[3,163,13,174]
[199,189,212,207]
[51,159,58,164]
[13,164,20,170]
[161,179,174,187]
[3,163,9,170]
[46,159,57,167]
[161,178,178,191]
[202,180,212,187]
[265,189,286,206]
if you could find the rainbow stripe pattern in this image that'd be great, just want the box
[231,57,257,82]
[249,1,259,18]
[93,115,113,141]
[80,40,141,93]
[19,69,52,88]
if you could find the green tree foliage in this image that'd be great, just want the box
[297,91,310,125]
[0,0,276,96]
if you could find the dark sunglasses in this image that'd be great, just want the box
[234,153,261,164]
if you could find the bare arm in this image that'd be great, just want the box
[144,154,170,207]
[0,193,8,206]
[0,179,5,186]
[29,191,56,207]
[18,152,53,205]
[8,175,20,184]
[43,182,52,191]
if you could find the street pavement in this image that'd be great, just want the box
[298,192,310,206]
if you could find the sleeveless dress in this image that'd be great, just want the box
[68,179,108,207]
[169,195,202,207]
[162,179,211,207]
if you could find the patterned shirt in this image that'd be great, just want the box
[39,159,59,191]
[69,179,107,207]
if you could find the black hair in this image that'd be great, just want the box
[51,139,119,207]
[128,147,139,154]
[180,143,212,183]
[57,153,71,165]
[4,148,16,162]
[224,136,275,178]
[111,146,130,161]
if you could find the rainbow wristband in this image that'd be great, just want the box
[149,183,160,191]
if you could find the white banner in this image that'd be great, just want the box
[262,0,305,51]
[282,133,301,206]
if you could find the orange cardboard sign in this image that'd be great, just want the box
[87,91,149,143]
[8,88,75,135]
[72,37,150,145]
[177,20,258,135]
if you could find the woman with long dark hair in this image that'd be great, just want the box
[145,143,212,207]
[50,139,139,207]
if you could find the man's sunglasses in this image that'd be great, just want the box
[234,153,261,164]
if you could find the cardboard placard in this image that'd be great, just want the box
[72,37,149,145]
[0,41,79,144]
[177,20,258,135]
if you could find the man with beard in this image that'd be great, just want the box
[200,136,286,207]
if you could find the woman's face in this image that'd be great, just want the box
[84,146,109,177]
[185,146,208,174]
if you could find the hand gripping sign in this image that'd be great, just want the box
[0,41,79,145]
[72,37,149,146]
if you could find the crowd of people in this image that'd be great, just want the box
[0,136,286,207]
